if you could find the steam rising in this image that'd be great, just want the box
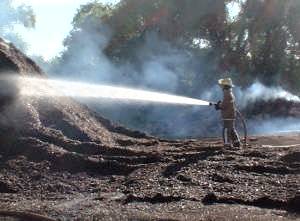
[20,77,210,106]
[47,27,300,138]
[239,82,300,106]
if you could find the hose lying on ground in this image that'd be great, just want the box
[236,109,248,148]
[0,210,56,221]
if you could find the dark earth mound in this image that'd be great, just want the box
[244,98,300,118]
[0,37,299,221]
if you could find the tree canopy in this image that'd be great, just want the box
[56,0,300,92]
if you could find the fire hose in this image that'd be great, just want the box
[210,102,248,148]
[236,109,248,148]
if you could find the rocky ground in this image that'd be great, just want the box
[0,38,299,221]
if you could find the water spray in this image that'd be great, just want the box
[6,75,300,145]
[17,76,249,145]
[19,77,211,106]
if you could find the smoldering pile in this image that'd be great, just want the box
[243,98,300,118]
[237,82,300,118]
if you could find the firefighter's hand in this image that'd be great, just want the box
[214,101,222,110]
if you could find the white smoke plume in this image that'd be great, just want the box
[238,82,300,107]
[36,17,300,138]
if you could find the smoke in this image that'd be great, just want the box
[43,16,300,139]
[200,82,300,136]
[238,83,300,135]
[48,23,208,138]
[134,33,190,92]
[1,2,299,139]
[51,23,194,90]
[237,82,300,107]
[51,22,115,83]
[247,117,300,135]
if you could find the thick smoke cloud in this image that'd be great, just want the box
[47,20,300,139]
[134,33,189,92]
[51,23,115,83]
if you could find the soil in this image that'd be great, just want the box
[0,37,299,221]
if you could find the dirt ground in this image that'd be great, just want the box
[0,133,299,221]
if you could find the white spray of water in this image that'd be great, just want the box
[19,77,210,106]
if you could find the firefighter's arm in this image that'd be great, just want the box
[210,100,222,110]
[215,100,222,110]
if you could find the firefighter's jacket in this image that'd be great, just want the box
[219,88,236,120]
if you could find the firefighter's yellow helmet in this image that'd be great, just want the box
[218,78,234,87]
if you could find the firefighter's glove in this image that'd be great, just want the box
[214,101,222,110]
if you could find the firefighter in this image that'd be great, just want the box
[214,78,241,148]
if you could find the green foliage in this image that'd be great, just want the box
[72,2,113,28]
[0,0,36,29]
[0,0,36,51]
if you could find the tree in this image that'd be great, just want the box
[56,0,300,91]
[226,0,300,88]
[0,0,35,51]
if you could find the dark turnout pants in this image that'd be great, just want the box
[223,119,240,147]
